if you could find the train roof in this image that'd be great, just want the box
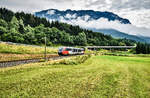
[59,47,84,50]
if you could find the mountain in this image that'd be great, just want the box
[0,8,136,46]
[35,9,131,24]
[35,9,150,43]
[138,36,150,43]
[93,29,147,43]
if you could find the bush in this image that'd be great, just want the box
[51,55,91,65]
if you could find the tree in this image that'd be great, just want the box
[0,26,7,35]
[59,31,71,45]
[136,43,150,54]
[34,24,45,34]
[0,19,8,28]
[0,8,14,22]
[24,25,34,33]
[0,26,7,40]
[23,32,37,44]
[23,25,36,44]
[18,19,25,33]
[1,28,24,43]
[119,42,126,46]
[9,16,19,30]
[74,32,87,46]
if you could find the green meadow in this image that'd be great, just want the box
[0,55,150,97]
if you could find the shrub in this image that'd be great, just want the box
[51,55,91,65]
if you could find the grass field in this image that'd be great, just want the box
[0,42,57,54]
[0,55,150,97]
[0,42,58,62]
[0,53,58,62]
[105,51,150,57]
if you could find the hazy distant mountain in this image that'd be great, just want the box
[138,36,150,43]
[93,29,147,43]
[35,9,150,43]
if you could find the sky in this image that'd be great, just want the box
[0,0,150,36]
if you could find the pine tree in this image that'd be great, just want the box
[0,19,8,28]
[9,16,19,30]
[18,19,25,33]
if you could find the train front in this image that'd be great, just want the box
[58,47,70,56]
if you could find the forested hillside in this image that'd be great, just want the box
[0,8,135,46]
[136,43,150,54]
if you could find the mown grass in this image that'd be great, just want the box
[0,42,57,54]
[105,50,150,57]
[0,55,150,97]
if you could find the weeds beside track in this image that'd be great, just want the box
[0,54,89,68]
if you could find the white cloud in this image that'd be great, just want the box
[65,13,77,19]
[83,15,90,21]
[47,10,55,15]
[116,9,150,29]
[72,14,77,18]
[65,14,72,19]
[56,14,150,37]
[105,0,112,4]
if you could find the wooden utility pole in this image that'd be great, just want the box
[44,36,47,61]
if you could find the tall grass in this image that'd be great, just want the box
[50,55,91,65]
[0,54,58,62]
[0,42,57,54]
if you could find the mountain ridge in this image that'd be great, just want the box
[0,8,136,46]
[35,9,131,24]
[35,9,150,43]
[93,29,147,43]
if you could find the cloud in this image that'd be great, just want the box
[83,15,90,21]
[85,0,150,11]
[2,0,150,12]
[0,0,74,13]
[116,9,150,29]
[65,14,73,19]
[47,10,55,15]
[56,14,150,37]
[0,0,150,32]
[0,0,52,13]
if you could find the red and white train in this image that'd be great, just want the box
[58,47,85,56]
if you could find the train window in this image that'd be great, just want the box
[73,49,75,52]
[73,49,77,52]
[66,48,72,51]
[72,48,84,52]
[59,48,63,51]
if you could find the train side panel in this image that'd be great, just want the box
[58,47,85,56]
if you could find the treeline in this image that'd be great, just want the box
[0,8,135,46]
[136,43,150,54]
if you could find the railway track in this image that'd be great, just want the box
[0,55,67,68]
